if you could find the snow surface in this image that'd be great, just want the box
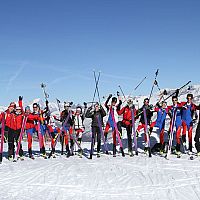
[1,84,200,200]
[1,142,200,200]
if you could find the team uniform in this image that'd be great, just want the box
[117,99,137,156]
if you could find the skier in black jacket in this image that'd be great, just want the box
[85,102,106,157]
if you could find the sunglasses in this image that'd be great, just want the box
[173,99,178,102]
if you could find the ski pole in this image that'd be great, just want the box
[149,69,159,102]
[93,71,101,103]
[56,98,61,112]
[118,85,127,102]
[163,81,191,102]
[92,70,101,105]
[41,83,49,101]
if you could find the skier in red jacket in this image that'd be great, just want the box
[24,105,40,159]
[117,98,137,156]
[6,96,24,161]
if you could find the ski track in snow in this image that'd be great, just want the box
[0,142,200,200]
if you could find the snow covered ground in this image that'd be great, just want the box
[1,141,200,200]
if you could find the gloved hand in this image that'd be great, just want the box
[117,91,120,96]
[156,102,160,107]
[83,102,87,108]
[175,89,179,97]
[19,96,23,101]
[46,100,49,105]
[149,104,154,110]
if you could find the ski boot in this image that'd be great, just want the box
[8,155,14,162]
[18,156,24,161]
[128,150,134,157]
[176,151,181,158]
[77,149,83,158]
[97,152,100,158]
[113,145,116,157]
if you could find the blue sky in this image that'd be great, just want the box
[0,0,200,106]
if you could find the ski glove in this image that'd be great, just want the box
[19,96,23,101]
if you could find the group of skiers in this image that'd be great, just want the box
[0,91,200,162]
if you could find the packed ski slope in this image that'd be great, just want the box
[1,84,200,200]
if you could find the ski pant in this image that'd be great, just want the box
[174,126,183,152]
[37,132,46,155]
[104,122,111,141]
[182,121,193,151]
[117,121,132,152]
[8,128,23,158]
[60,127,73,154]
[150,121,165,145]
[26,128,35,156]
[92,126,101,153]
[74,129,83,149]
[136,123,147,142]
[194,121,200,153]
[48,126,61,154]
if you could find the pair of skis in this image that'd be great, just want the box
[15,115,28,160]
[89,71,112,159]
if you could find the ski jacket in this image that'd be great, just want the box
[137,105,153,125]
[168,103,182,128]
[180,102,199,126]
[15,113,23,130]
[117,105,137,126]
[105,97,119,123]
[60,110,74,127]
[85,106,106,127]
[25,113,40,130]
[154,107,169,130]
[73,114,84,129]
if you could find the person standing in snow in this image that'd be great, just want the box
[136,98,153,152]
[180,94,199,154]
[117,98,137,157]
[194,108,200,157]
[167,96,183,157]
[47,115,61,158]
[85,102,106,157]
[59,102,74,157]
[104,94,121,156]
[24,106,40,159]
[72,105,86,155]
[32,103,48,158]
[6,97,24,160]
[149,101,169,154]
